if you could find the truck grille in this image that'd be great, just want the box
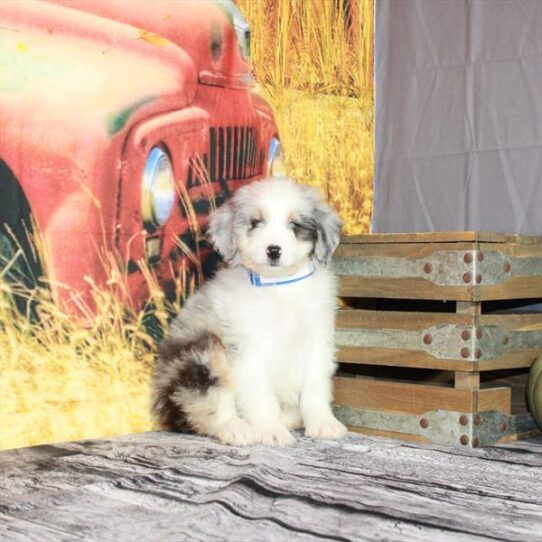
[186,126,265,191]
[210,125,263,182]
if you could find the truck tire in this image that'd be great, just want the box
[0,160,43,313]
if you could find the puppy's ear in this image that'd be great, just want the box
[208,200,236,261]
[312,195,342,264]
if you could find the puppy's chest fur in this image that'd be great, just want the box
[233,285,312,352]
[214,269,336,386]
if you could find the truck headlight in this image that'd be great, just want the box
[268,137,286,177]
[141,147,176,230]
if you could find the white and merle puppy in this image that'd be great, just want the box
[152,176,347,446]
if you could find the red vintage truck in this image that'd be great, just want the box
[0,0,283,316]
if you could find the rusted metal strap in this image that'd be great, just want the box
[333,250,542,287]
[335,324,542,361]
[333,405,538,448]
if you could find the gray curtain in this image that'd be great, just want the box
[373,0,542,234]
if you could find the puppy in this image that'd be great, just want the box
[152,176,347,446]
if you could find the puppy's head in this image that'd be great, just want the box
[208,177,341,275]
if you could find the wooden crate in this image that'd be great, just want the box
[332,231,542,447]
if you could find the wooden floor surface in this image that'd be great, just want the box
[1,431,541,542]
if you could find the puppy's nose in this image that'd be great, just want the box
[266,245,282,261]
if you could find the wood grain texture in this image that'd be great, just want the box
[476,278,542,302]
[337,309,542,331]
[340,232,542,244]
[338,276,477,302]
[336,309,472,329]
[1,431,541,542]
[335,240,477,258]
[476,387,512,415]
[338,276,542,302]
[337,346,475,371]
[334,376,473,414]
[347,425,433,444]
[333,376,512,416]
[454,371,480,390]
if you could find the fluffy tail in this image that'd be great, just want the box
[152,332,228,433]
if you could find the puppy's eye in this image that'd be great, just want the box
[249,218,263,230]
[289,221,304,232]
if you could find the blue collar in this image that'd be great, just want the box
[248,263,316,287]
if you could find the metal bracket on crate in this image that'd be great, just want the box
[422,324,542,361]
[332,249,542,286]
[335,324,542,361]
[333,405,539,448]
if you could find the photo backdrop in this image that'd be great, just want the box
[373,0,542,234]
[0,0,375,450]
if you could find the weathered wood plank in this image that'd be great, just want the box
[483,313,542,329]
[337,309,542,331]
[347,424,433,444]
[454,371,480,390]
[337,345,475,371]
[337,308,471,329]
[333,376,510,415]
[338,276,542,302]
[477,386,512,414]
[1,431,541,542]
[338,276,477,301]
[341,232,542,244]
[333,376,474,414]
[476,278,542,302]
[335,240,477,258]
[337,342,540,372]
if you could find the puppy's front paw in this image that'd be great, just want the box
[305,416,348,440]
[257,425,295,447]
[216,418,258,447]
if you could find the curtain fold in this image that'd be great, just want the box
[373,0,542,234]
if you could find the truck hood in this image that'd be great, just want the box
[0,0,198,141]
[48,0,252,88]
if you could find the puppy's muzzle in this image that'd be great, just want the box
[266,245,282,263]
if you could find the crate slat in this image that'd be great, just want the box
[340,232,542,244]
[333,376,510,415]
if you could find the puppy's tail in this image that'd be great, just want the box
[152,332,231,433]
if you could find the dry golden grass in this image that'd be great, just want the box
[0,277,156,450]
[0,0,374,450]
[239,0,373,96]
[0,221,199,450]
[238,0,374,233]
[263,88,373,233]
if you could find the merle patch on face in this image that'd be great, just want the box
[235,206,265,237]
[248,216,264,234]
[290,214,318,246]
